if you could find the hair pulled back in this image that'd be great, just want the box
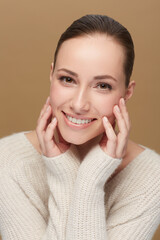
[53,14,135,87]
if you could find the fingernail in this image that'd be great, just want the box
[103,116,108,123]
[51,117,57,124]
[121,98,125,105]
[115,105,120,112]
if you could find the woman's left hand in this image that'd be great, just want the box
[100,98,130,159]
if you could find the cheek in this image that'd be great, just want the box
[95,94,120,119]
[49,82,64,113]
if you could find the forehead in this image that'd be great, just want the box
[55,34,125,80]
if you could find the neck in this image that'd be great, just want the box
[74,134,103,160]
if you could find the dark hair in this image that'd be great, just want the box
[53,14,135,87]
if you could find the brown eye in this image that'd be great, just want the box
[59,76,74,83]
[97,83,112,90]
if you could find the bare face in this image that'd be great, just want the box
[50,34,129,145]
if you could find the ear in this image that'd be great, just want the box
[124,80,136,102]
[50,62,54,82]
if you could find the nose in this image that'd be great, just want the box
[70,88,90,114]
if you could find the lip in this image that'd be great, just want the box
[62,111,96,130]
[62,111,96,120]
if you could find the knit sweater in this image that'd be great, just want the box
[0,132,160,240]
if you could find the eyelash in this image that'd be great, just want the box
[58,76,74,84]
[58,76,112,91]
[96,82,112,91]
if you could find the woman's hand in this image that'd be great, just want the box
[36,97,70,157]
[100,98,130,159]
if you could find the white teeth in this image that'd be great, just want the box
[66,114,93,124]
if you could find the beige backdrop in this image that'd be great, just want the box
[0,0,160,239]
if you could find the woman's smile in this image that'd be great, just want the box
[62,111,97,129]
[50,34,127,144]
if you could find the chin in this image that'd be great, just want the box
[66,138,90,145]
[61,134,90,145]
[59,129,103,146]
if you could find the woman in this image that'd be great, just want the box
[0,14,160,240]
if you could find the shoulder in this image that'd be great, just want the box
[122,142,160,194]
[125,140,160,169]
[0,131,25,156]
[130,140,160,168]
[109,140,160,193]
[106,143,160,212]
[138,146,160,179]
[127,140,160,178]
[0,131,41,173]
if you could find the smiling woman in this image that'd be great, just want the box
[0,14,160,240]
[49,34,134,146]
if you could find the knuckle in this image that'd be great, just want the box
[110,136,117,144]
[48,122,53,128]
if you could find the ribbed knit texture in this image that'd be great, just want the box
[0,132,160,240]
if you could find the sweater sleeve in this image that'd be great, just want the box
[106,205,160,240]
[0,144,80,240]
[105,150,160,240]
[66,145,160,240]
[66,144,122,240]
[41,144,80,240]
[0,170,47,240]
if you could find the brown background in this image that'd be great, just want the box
[0,0,160,239]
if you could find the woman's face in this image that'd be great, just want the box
[50,34,131,145]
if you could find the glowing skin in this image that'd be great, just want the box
[50,34,132,145]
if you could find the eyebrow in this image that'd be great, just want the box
[57,68,117,82]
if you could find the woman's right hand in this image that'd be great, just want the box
[36,97,70,157]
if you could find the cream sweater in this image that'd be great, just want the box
[0,132,160,240]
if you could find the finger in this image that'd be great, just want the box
[43,118,61,157]
[113,104,129,158]
[99,132,107,146]
[44,117,57,145]
[119,98,130,130]
[116,138,127,158]
[113,105,128,139]
[56,126,69,145]
[36,105,52,152]
[102,116,117,158]
[37,105,52,132]
[39,97,50,120]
